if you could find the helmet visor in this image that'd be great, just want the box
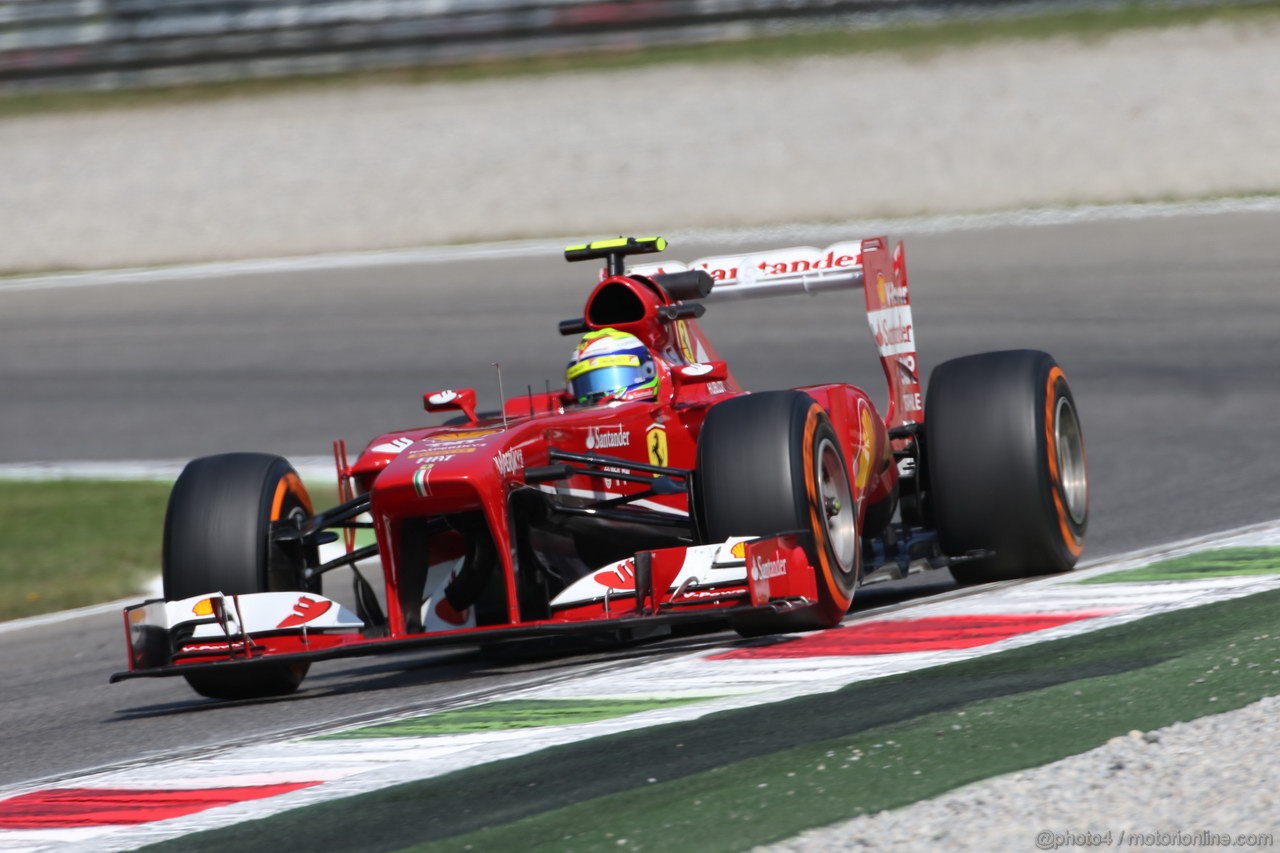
[567,355,647,403]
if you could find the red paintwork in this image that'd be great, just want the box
[708,612,1119,659]
[0,784,322,829]
[122,237,921,678]
[746,534,818,607]
[172,632,352,663]
[346,264,896,636]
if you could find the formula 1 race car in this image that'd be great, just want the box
[113,235,1088,699]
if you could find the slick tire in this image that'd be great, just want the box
[925,350,1088,585]
[163,453,315,700]
[695,391,859,635]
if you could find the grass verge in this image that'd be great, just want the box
[1077,546,1280,584]
[147,583,1280,853]
[3,2,1280,119]
[0,479,340,622]
[319,698,715,739]
[0,480,171,620]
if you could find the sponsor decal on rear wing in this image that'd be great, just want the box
[630,240,864,301]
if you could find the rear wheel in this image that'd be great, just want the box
[163,453,316,699]
[925,350,1087,585]
[695,391,859,635]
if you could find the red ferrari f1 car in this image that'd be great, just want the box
[113,235,1088,699]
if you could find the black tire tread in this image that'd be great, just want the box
[696,391,857,633]
[163,452,313,699]
[925,349,1085,584]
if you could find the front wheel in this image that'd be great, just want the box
[925,350,1088,585]
[163,453,316,699]
[695,391,859,634]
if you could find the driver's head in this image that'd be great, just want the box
[566,328,658,405]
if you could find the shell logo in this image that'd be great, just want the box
[675,320,697,363]
[192,598,215,617]
[426,429,498,442]
[730,541,747,559]
[854,400,877,492]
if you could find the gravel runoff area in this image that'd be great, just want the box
[765,696,1280,851]
[3,18,1280,273]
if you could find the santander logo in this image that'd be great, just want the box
[276,595,333,629]
[751,554,788,581]
[593,560,636,590]
[586,425,630,450]
[371,436,413,454]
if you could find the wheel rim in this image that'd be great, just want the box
[267,502,310,592]
[1054,395,1088,526]
[816,437,857,571]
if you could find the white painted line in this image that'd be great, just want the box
[676,195,1280,246]
[0,239,570,294]
[2,196,1278,294]
[1070,515,1280,574]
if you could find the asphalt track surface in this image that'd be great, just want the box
[2,210,1279,794]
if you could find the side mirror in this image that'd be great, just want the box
[672,361,728,385]
[424,388,478,423]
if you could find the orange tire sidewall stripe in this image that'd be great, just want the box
[271,471,314,521]
[1043,367,1084,557]
[803,404,854,610]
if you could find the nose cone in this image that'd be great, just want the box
[374,425,534,513]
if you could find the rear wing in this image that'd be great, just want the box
[630,237,922,429]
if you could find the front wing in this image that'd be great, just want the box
[111,534,820,683]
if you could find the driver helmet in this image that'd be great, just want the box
[566,328,659,405]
